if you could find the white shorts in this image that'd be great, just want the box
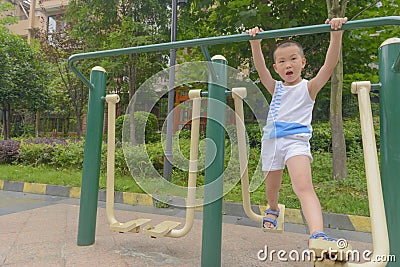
[261,134,313,171]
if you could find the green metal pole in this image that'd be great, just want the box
[77,66,107,246]
[201,56,227,267]
[379,38,400,265]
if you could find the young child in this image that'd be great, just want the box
[246,17,348,244]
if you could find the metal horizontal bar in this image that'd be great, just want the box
[371,83,382,92]
[69,16,400,85]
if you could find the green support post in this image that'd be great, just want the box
[201,55,227,267]
[379,38,400,265]
[77,66,107,246]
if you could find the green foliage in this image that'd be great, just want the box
[66,0,170,113]
[115,114,127,142]
[245,123,263,148]
[0,2,17,28]
[116,112,160,144]
[18,142,55,166]
[311,118,380,154]
[0,29,50,110]
[135,112,160,144]
[0,28,51,139]
[51,141,84,168]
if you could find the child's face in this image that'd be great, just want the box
[273,46,306,86]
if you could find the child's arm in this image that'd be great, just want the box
[308,17,348,100]
[247,27,276,94]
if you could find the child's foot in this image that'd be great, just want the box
[308,231,351,261]
[262,208,280,230]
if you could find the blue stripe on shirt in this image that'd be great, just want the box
[269,121,311,138]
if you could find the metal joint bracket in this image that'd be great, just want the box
[105,94,120,104]
[232,87,247,100]
[351,81,371,95]
[188,89,202,99]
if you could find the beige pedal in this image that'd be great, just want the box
[259,204,285,233]
[142,221,181,238]
[110,218,152,233]
[309,239,352,262]
[314,258,337,267]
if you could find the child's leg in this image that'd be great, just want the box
[286,155,323,234]
[265,170,283,209]
[264,170,283,228]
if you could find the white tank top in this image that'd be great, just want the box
[263,79,315,140]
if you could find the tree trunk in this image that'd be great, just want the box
[128,55,137,145]
[3,104,11,140]
[327,0,348,180]
[330,50,347,180]
[2,107,6,140]
[35,111,40,137]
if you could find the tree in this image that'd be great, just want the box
[66,0,170,144]
[37,14,87,139]
[0,29,50,139]
[0,2,17,28]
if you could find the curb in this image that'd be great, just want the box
[0,180,371,233]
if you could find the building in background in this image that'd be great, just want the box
[4,0,68,39]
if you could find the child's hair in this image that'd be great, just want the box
[273,40,304,62]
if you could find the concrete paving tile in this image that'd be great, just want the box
[3,241,65,265]
[2,258,65,267]
[13,229,67,245]
[66,256,127,267]
[0,233,17,265]
[20,219,66,233]
[0,214,30,234]
[63,235,116,257]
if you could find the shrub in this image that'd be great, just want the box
[18,138,82,168]
[116,112,160,144]
[245,123,263,148]
[310,118,380,153]
[51,141,84,168]
[310,122,332,152]
[24,138,67,146]
[18,141,55,166]
[0,140,20,164]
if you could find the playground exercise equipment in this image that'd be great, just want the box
[105,94,151,233]
[69,16,400,267]
[104,90,203,238]
[142,89,201,238]
[312,81,389,266]
[232,87,285,233]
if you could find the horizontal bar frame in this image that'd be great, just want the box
[68,16,400,88]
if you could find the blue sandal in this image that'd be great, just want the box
[262,208,280,230]
[309,231,337,242]
[308,231,351,260]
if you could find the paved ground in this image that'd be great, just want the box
[0,190,373,266]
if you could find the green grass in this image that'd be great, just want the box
[0,164,144,194]
[0,150,370,217]
[222,150,369,216]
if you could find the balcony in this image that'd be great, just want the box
[36,0,69,15]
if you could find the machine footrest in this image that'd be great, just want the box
[110,218,152,233]
[142,221,181,238]
[309,239,352,262]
